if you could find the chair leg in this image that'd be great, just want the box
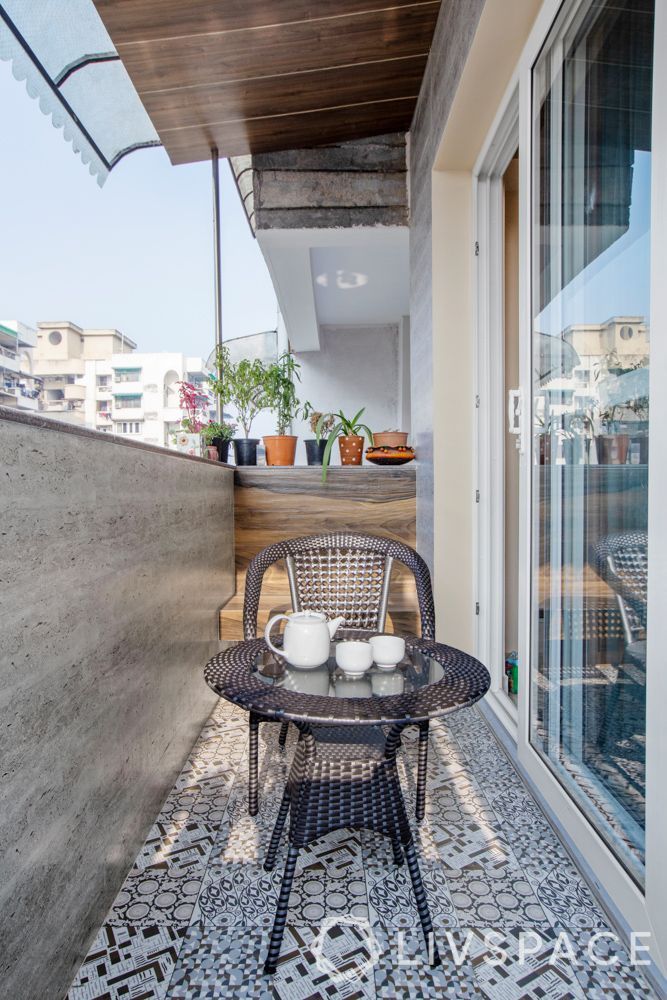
[403,840,441,967]
[278,721,290,749]
[248,712,260,816]
[264,844,300,974]
[264,786,291,872]
[416,721,430,823]
[391,837,404,866]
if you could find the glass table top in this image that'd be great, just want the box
[252,640,445,700]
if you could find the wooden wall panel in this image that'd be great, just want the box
[220,466,419,641]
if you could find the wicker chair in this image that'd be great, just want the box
[242,532,436,819]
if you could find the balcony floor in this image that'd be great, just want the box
[68,701,654,999]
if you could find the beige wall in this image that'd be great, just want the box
[429,0,542,650]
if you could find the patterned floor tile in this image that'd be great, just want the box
[197,833,368,931]
[68,923,186,1000]
[373,926,479,998]
[167,921,271,999]
[465,926,586,999]
[447,861,552,930]
[66,701,657,1000]
[111,866,203,926]
[561,926,658,999]
[133,817,218,874]
[365,860,458,931]
[536,867,610,931]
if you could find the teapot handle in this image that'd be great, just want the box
[265,614,290,658]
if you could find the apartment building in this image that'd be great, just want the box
[32,321,136,426]
[0,320,42,412]
[28,320,212,445]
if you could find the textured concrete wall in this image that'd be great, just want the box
[291,324,401,464]
[231,134,408,231]
[0,410,234,1000]
[409,0,486,570]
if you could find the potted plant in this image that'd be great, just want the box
[262,351,303,466]
[305,410,334,465]
[593,351,647,465]
[595,408,630,465]
[201,419,236,463]
[210,346,268,466]
[175,380,207,455]
[627,394,649,464]
[317,407,373,482]
[373,429,409,448]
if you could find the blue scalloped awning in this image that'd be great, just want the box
[0,0,161,185]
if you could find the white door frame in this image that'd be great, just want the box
[473,86,521,738]
[472,0,666,968]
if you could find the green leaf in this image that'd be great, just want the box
[321,423,342,482]
[358,424,374,442]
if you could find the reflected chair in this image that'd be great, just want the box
[592,530,647,745]
[242,532,436,819]
[592,530,647,661]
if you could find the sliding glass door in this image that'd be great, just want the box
[530,0,653,882]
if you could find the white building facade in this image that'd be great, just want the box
[0,320,41,412]
[81,352,214,447]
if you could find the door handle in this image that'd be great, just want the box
[508,389,525,453]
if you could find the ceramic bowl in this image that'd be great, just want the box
[335,640,373,676]
[370,634,406,671]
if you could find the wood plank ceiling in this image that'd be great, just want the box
[92,0,441,163]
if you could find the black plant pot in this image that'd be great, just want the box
[305,439,327,465]
[212,437,230,463]
[233,438,259,466]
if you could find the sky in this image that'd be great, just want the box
[0,60,277,359]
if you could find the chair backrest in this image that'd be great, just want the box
[592,530,648,642]
[243,532,435,641]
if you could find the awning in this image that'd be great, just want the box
[0,0,160,185]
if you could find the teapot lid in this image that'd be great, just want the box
[290,610,326,622]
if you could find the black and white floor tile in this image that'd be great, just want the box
[68,701,656,999]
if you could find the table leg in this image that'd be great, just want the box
[416,721,430,823]
[248,712,260,816]
[278,720,290,748]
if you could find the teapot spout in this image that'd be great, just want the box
[328,616,345,639]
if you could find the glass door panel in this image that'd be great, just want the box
[530,0,653,882]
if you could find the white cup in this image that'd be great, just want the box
[335,640,373,676]
[370,634,406,671]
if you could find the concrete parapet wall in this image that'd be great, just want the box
[0,409,234,1000]
[231,133,408,231]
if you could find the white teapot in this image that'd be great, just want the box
[264,611,344,668]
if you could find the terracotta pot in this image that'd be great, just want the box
[264,434,298,466]
[205,445,219,461]
[373,431,408,448]
[595,434,630,465]
[338,434,364,466]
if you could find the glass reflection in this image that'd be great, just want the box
[530,0,652,881]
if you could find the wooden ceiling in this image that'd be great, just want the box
[92,0,441,163]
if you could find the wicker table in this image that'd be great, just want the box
[204,635,490,973]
